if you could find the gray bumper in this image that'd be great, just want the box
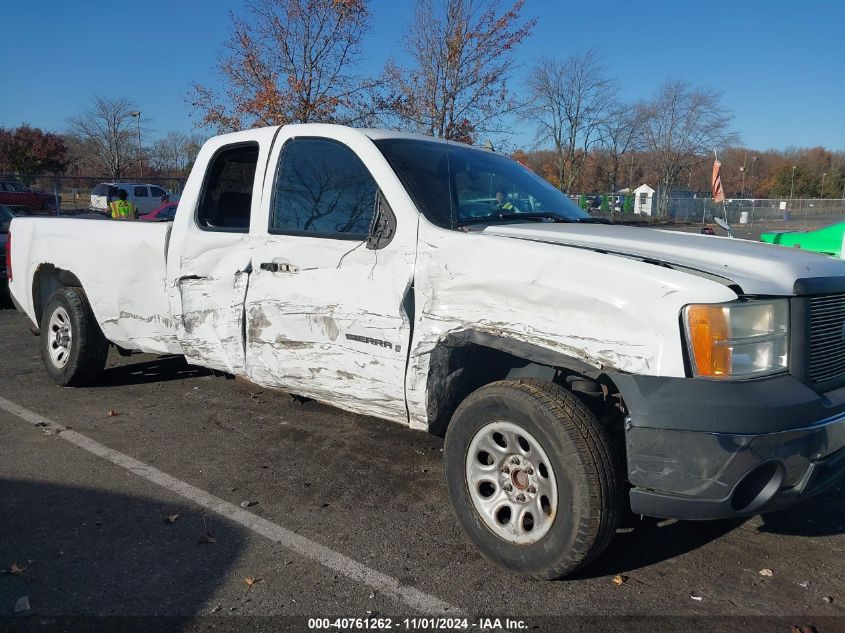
[613,373,845,520]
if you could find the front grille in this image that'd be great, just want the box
[808,294,845,383]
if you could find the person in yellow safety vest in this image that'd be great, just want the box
[493,191,519,213]
[109,189,137,220]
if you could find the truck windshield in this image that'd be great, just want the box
[374,138,591,229]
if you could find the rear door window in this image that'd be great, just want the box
[134,186,149,197]
[196,143,258,232]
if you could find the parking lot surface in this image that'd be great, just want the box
[0,295,843,632]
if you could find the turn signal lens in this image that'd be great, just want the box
[686,305,731,377]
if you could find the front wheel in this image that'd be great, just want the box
[40,287,109,386]
[444,379,622,579]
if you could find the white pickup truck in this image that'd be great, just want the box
[8,124,845,579]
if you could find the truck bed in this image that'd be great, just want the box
[9,217,181,354]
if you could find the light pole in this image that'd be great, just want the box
[821,172,827,198]
[790,165,796,200]
[130,111,142,178]
[749,156,758,198]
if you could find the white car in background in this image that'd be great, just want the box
[90,182,171,215]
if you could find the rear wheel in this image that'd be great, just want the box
[444,379,622,579]
[40,287,109,386]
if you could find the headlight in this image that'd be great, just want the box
[683,300,789,379]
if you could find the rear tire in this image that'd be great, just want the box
[444,379,622,579]
[40,287,109,386]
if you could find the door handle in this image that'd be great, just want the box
[259,262,298,274]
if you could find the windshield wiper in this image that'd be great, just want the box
[456,212,576,227]
[574,217,612,224]
[456,213,613,227]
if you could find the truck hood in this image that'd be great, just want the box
[481,223,845,296]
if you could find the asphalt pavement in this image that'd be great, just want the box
[0,293,843,633]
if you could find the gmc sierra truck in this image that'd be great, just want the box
[8,124,845,579]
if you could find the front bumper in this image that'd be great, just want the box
[613,373,845,520]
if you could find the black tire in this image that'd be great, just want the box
[40,287,109,386]
[444,379,622,579]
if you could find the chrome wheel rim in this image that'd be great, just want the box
[465,420,558,544]
[47,306,72,368]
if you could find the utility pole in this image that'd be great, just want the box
[821,172,827,197]
[628,153,634,190]
[130,111,142,178]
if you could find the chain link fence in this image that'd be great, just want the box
[668,197,845,226]
[577,193,845,227]
[1,174,187,213]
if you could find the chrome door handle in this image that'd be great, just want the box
[260,262,298,274]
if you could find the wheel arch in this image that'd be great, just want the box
[424,329,624,437]
[32,264,83,327]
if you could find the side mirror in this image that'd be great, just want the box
[713,216,733,237]
[367,190,396,250]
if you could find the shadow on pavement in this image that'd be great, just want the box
[0,479,245,618]
[572,514,745,580]
[576,479,845,579]
[757,480,845,537]
[99,356,213,387]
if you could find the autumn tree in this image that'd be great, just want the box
[0,125,69,175]
[526,50,616,192]
[381,0,535,144]
[67,97,141,179]
[640,80,738,217]
[191,0,375,132]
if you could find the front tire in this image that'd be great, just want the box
[444,379,621,579]
[40,287,109,386]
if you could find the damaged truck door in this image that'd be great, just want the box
[244,131,416,423]
[166,132,276,374]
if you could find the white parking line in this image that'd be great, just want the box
[0,395,462,616]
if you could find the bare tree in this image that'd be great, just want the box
[526,50,616,192]
[599,101,649,192]
[182,133,207,170]
[150,131,192,173]
[641,79,739,217]
[67,97,141,179]
[381,0,535,144]
[190,0,376,132]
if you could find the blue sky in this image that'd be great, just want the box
[2,0,844,150]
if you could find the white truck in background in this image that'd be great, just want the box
[8,124,845,579]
